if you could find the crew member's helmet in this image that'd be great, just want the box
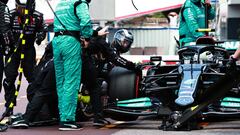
[15,0,35,14]
[112,29,134,53]
[0,0,8,4]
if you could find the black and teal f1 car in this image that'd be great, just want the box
[101,38,240,130]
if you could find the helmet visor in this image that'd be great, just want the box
[121,39,132,49]
[115,33,132,50]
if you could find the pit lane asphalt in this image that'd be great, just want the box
[1,77,240,135]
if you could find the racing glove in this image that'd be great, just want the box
[35,32,46,45]
[36,39,42,45]
[134,63,143,74]
[135,63,143,70]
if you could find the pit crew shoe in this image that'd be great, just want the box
[93,117,111,127]
[8,113,23,125]
[11,120,29,129]
[0,124,8,132]
[59,121,83,131]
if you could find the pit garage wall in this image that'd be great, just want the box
[47,27,179,56]
[217,0,240,40]
[226,4,240,40]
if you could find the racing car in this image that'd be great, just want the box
[93,35,240,130]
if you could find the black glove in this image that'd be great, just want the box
[135,63,143,74]
[226,56,237,69]
[36,39,42,45]
[36,32,45,45]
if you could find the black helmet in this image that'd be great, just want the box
[112,29,134,53]
[0,0,8,4]
[15,0,35,13]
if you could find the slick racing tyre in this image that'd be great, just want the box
[109,66,137,101]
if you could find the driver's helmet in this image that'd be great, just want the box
[199,51,213,63]
[15,0,35,14]
[111,29,134,53]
